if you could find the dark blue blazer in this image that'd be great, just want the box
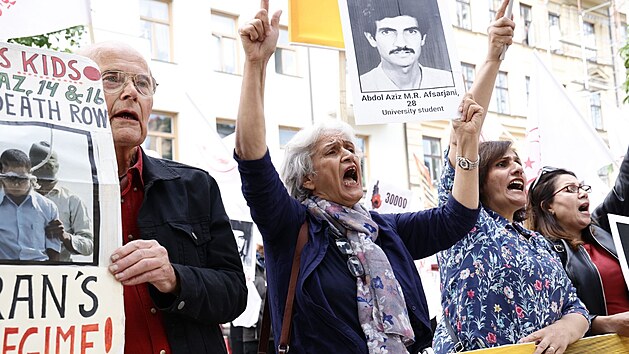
[237,151,478,353]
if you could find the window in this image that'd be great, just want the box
[216,119,236,138]
[461,63,475,91]
[549,13,561,52]
[140,0,172,61]
[275,28,299,76]
[520,4,532,46]
[590,92,603,130]
[490,71,509,114]
[212,12,239,74]
[456,0,472,30]
[279,126,299,148]
[488,0,502,22]
[583,21,597,61]
[143,112,176,160]
[422,137,442,186]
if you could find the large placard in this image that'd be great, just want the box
[338,0,465,124]
[0,42,123,353]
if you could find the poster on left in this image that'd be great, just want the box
[0,42,123,353]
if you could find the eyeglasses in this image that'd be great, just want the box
[551,184,591,198]
[335,237,365,277]
[0,175,32,185]
[528,166,560,194]
[101,70,158,96]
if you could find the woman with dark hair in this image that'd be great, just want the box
[526,166,629,336]
[433,2,588,353]
[434,141,589,354]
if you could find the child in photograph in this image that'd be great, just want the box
[0,149,61,261]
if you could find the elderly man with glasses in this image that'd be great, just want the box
[0,148,61,261]
[79,42,246,354]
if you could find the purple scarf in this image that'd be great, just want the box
[303,196,414,353]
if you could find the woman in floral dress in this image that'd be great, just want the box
[432,2,589,354]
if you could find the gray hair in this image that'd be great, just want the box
[280,119,361,201]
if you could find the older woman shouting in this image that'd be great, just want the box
[234,1,481,353]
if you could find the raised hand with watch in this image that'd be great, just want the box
[456,155,480,171]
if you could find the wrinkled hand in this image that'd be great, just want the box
[452,93,484,140]
[487,0,515,61]
[239,0,282,63]
[109,239,179,294]
[46,219,72,242]
[519,319,580,354]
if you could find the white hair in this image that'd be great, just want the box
[279,119,361,201]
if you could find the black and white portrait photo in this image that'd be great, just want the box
[347,0,455,92]
[0,123,98,265]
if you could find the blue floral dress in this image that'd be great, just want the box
[432,156,589,353]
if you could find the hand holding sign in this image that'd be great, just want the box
[110,239,179,294]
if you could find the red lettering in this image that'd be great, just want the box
[45,326,51,354]
[56,326,75,354]
[0,323,106,353]
[21,52,38,74]
[51,56,66,78]
[0,48,10,69]
[41,54,48,76]
[67,60,81,80]
[80,325,97,354]
[18,327,37,353]
[2,327,18,353]
[104,318,112,352]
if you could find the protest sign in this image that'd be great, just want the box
[608,214,629,291]
[0,41,123,353]
[338,0,465,124]
[366,179,416,213]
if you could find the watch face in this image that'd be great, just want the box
[459,159,469,169]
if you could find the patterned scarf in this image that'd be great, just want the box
[303,196,414,353]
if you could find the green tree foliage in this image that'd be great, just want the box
[8,25,86,53]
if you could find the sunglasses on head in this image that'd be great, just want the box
[528,166,561,194]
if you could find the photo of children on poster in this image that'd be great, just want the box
[0,42,124,353]
[338,0,466,124]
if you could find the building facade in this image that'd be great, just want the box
[89,0,628,211]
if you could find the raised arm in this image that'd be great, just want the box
[448,0,515,167]
[468,0,515,118]
[235,0,282,160]
[450,95,483,209]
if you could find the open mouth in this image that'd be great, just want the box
[578,203,590,212]
[112,110,139,122]
[507,179,524,191]
[343,166,358,186]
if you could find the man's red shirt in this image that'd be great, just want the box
[120,149,171,354]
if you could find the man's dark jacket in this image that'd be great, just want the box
[137,150,247,353]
